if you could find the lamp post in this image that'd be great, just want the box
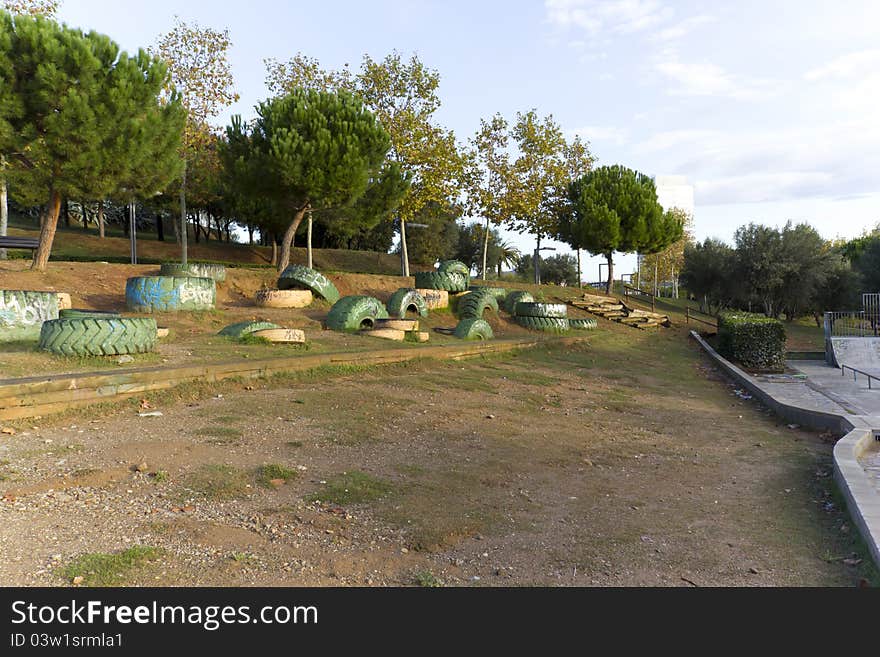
[534,246,556,285]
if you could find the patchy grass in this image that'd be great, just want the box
[414,570,444,587]
[195,426,244,441]
[182,464,250,500]
[307,471,394,506]
[256,464,298,488]
[58,546,162,586]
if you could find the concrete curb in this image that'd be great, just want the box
[690,330,880,569]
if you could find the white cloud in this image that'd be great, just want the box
[571,125,629,144]
[653,14,715,42]
[653,51,777,100]
[804,49,880,81]
[544,0,672,35]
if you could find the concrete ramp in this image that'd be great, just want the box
[828,337,880,370]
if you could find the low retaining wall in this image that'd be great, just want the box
[0,335,584,421]
[691,330,880,568]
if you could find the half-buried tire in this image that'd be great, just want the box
[437,260,470,276]
[218,321,281,338]
[386,288,429,318]
[569,318,597,330]
[159,263,227,282]
[457,289,499,319]
[277,264,340,304]
[453,318,494,340]
[326,296,389,332]
[515,315,570,333]
[125,276,216,312]
[60,309,121,319]
[504,291,535,315]
[39,317,157,356]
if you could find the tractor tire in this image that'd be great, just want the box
[159,263,227,282]
[60,309,121,319]
[569,318,597,330]
[468,285,507,302]
[277,264,340,303]
[457,289,499,320]
[437,260,470,276]
[515,315,570,333]
[125,276,216,313]
[453,318,494,340]
[504,291,535,315]
[413,271,468,292]
[326,295,389,332]
[386,288,429,318]
[218,321,281,338]
[514,302,567,318]
[39,317,157,356]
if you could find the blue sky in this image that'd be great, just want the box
[56,0,880,281]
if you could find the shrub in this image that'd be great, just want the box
[717,312,786,371]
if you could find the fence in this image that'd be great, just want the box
[824,311,880,338]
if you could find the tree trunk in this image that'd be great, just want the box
[156,213,164,241]
[248,225,254,245]
[481,216,490,280]
[399,217,410,277]
[63,198,70,228]
[271,235,277,267]
[180,161,188,265]
[605,252,614,295]
[31,189,63,272]
[193,211,200,243]
[278,204,309,272]
[307,210,313,269]
[654,260,659,296]
[81,202,88,231]
[576,248,582,288]
[98,200,105,239]
[0,175,7,260]
[534,234,541,285]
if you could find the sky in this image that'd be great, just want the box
[53,0,880,282]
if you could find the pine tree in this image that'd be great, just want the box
[224,89,391,272]
[1,12,185,270]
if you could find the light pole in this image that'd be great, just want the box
[534,246,556,285]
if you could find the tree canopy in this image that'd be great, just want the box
[223,89,392,272]
[1,11,185,270]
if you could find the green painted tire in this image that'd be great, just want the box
[504,291,535,315]
[0,290,60,341]
[515,315,570,333]
[453,318,494,340]
[457,289,499,320]
[159,263,227,283]
[386,288,429,318]
[468,285,507,302]
[60,309,121,319]
[277,265,340,303]
[514,302,567,318]
[569,318,597,330]
[125,276,216,313]
[413,271,468,293]
[326,296,389,332]
[437,260,470,276]
[39,317,157,356]
[218,321,281,338]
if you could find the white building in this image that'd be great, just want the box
[654,175,694,215]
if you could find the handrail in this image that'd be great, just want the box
[685,307,718,328]
[840,363,880,390]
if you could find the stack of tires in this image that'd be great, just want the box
[413,260,469,304]
[126,276,216,312]
[513,302,570,334]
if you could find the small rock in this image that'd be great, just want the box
[138,411,163,417]
[400,547,409,554]
[268,478,285,488]
[749,567,759,574]
[787,424,800,430]
[116,355,134,365]
[485,414,495,419]
[72,576,84,586]
[134,462,149,473]
[1,427,15,435]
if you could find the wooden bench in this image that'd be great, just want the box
[0,236,39,251]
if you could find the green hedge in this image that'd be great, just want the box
[717,312,786,371]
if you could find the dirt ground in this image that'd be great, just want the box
[0,323,874,587]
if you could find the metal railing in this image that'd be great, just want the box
[685,307,718,328]
[824,311,880,338]
[841,363,880,389]
[622,284,656,312]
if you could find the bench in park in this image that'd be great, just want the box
[0,236,39,251]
